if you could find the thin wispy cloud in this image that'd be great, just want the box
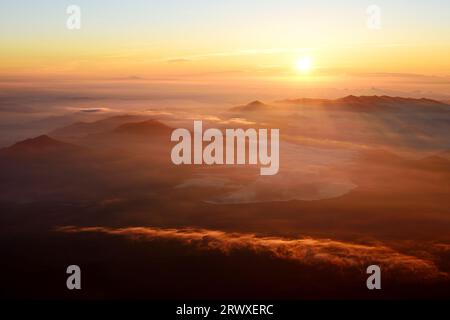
[165,47,315,63]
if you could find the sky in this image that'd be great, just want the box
[0,0,449,96]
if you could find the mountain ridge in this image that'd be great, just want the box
[113,119,172,136]
[0,135,86,159]
[50,114,151,139]
[230,95,450,113]
[279,95,450,107]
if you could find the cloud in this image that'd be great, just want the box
[57,225,447,280]
[78,108,110,113]
[145,109,174,116]
[347,72,450,85]
[175,176,233,189]
[198,142,357,204]
[186,114,221,122]
[167,58,191,63]
[220,118,256,125]
[165,47,314,62]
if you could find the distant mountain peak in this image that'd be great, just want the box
[276,95,450,112]
[341,95,359,101]
[1,135,83,156]
[11,135,67,149]
[336,95,448,105]
[113,119,172,135]
[50,114,151,139]
[248,100,266,107]
[230,100,272,112]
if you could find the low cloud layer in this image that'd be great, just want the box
[57,225,448,280]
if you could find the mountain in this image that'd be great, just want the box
[0,134,109,203]
[276,98,329,105]
[113,120,172,136]
[230,100,273,112]
[276,95,450,113]
[0,135,84,157]
[50,114,150,139]
[336,95,449,108]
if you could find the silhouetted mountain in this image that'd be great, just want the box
[336,95,449,107]
[276,95,450,113]
[113,120,172,136]
[0,135,84,157]
[276,98,329,105]
[230,100,273,112]
[50,114,150,139]
[0,136,112,204]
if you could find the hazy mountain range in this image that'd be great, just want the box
[1,95,450,299]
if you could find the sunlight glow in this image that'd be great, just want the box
[295,56,313,73]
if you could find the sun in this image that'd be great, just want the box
[295,56,312,73]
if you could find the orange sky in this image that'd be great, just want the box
[1,1,449,97]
